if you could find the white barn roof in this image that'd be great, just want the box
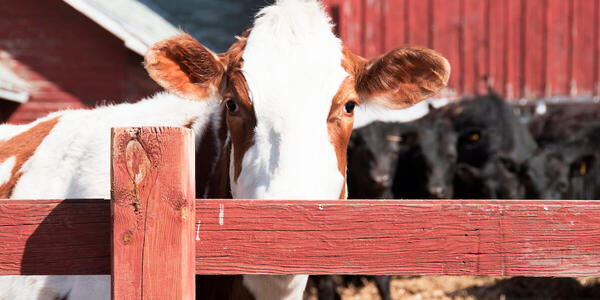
[63,0,180,55]
[0,64,30,103]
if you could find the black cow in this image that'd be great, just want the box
[313,111,457,300]
[348,111,457,200]
[521,123,600,200]
[444,94,537,199]
[529,103,600,147]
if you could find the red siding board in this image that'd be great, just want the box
[572,0,597,97]
[364,0,385,57]
[523,0,546,99]
[385,0,407,51]
[462,0,487,96]
[407,0,430,47]
[342,0,365,56]
[488,0,506,95]
[432,0,461,93]
[546,0,571,98]
[505,0,524,100]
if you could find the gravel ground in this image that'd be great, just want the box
[305,276,600,300]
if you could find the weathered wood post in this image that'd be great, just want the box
[111,127,195,299]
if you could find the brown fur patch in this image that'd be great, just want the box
[327,77,358,199]
[144,34,225,100]
[0,117,60,198]
[223,71,256,182]
[217,31,257,183]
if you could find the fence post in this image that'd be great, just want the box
[111,127,195,300]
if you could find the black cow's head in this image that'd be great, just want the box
[448,94,537,199]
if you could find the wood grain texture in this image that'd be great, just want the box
[488,0,506,95]
[407,0,430,47]
[523,0,546,99]
[432,0,460,93]
[546,0,570,97]
[195,199,600,276]
[111,127,195,300]
[385,0,406,51]
[0,199,599,277]
[571,0,597,97]
[364,0,385,58]
[0,199,110,275]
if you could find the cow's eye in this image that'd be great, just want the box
[579,161,587,175]
[225,99,238,113]
[397,133,416,145]
[572,155,594,176]
[344,101,356,114]
[468,131,480,142]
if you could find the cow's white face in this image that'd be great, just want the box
[144,1,450,200]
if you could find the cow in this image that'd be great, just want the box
[0,1,450,299]
[445,94,537,199]
[347,110,457,200]
[521,123,600,200]
[529,103,600,147]
[312,108,457,300]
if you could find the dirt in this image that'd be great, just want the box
[305,276,600,300]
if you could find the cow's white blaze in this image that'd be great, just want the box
[231,0,348,200]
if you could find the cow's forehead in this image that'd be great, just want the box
[240,0,347,124]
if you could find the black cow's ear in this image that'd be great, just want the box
[497,156,520,174]
[456,163,479,180]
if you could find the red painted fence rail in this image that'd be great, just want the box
[0,126,599,299]
[0,199,599,276]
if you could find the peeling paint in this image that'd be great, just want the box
[196,221,201,241]
[219,204,224,225]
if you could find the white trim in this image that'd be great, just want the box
[0,89,29,103]
[62,0,179,55]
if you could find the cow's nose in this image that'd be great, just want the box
[372,174,391,187]
[428,185,446,198]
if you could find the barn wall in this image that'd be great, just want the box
[0,0,161,124]
[323,0,600,102]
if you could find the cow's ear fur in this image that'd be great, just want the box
[355,47,450,109]
[145,34,225,100]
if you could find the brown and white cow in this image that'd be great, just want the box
[145,1,449,299]
[0,1,448,299]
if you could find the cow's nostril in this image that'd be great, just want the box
[428,185,446,198]
[373,174,390,186]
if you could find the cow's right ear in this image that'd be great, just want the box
[145,34,225,100]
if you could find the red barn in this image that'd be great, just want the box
[323,0,600,103]
[0,0,178,124]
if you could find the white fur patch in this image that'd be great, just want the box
[0,156,16,186]
[232,0,347,200]
[243,275,309,300]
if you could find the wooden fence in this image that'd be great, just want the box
[322,0,600,102]
[0,127,599,298]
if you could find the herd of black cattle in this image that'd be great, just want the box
[349,93,600,201]
[311,94,600,300]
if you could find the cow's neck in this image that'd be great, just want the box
[196,108,308,300]
[197,108,232,198]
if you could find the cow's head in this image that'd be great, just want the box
[145,1,449,200]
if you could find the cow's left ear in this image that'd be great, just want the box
[354,47,450,109]
[145,34,225,101]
